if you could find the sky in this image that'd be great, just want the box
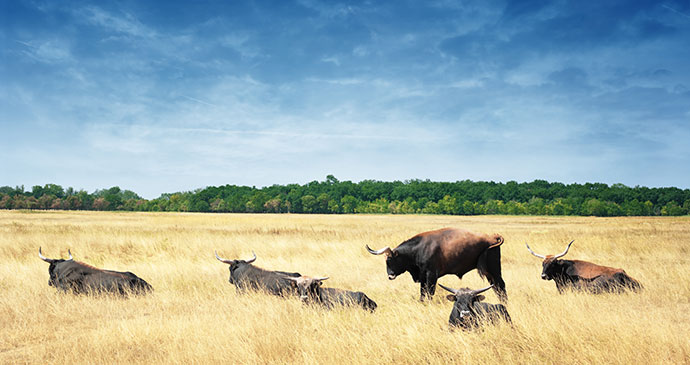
[1,0,689,199]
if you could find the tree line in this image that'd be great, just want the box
[2,176,689,216]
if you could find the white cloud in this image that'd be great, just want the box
[78,6,155,39]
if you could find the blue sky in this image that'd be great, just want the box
[2,0,689,199]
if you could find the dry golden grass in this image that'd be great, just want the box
[1,211,689,364]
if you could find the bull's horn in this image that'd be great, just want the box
[38,247,56,263]
[214,250,234,264]
[438,283,458,295]
[245,251,257,264]
[281,275,300,281]
[67,249,73,260]
[314,276,329,281]
[366,245,393,256]
[525,243,546,259]
[554,240,574,259]
[472,285,493,295]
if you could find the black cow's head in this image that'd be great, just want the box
[365,245,411,280]
[282,275,329,302]
[214,251,256,284]
[526,240,574,281]
[38,247,73,287]
[439,284,493,327]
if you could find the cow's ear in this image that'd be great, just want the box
[446,294,456,301]
[475,295,486,302]
[391,250,399,257]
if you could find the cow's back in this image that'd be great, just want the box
[418,228,498,275]
[321,287,377,311]
[569,260,626,279]
[232,265,299,296]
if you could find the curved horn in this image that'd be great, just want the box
[314,276,329,281]
[554,240,574,259]
[67,249,73,260]
[438,283,458,295]
[245,251,257,264]
[472,285,493,296]
[525,243,546,259]
[38,247,56,263]
[365,245,393,256]
[214,250,234,264]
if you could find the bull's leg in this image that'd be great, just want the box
[490,276,507,302]
[419,271,438,301]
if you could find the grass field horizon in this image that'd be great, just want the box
[1,211,688,364]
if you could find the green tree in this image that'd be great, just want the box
[302,195,316,213]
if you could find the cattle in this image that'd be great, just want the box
[438,284,511,330]
[38,247,152,295]
[439,284,511,330]
[366,228,506,301]
[214,251,301,296]
[282,275,377,312]
[526,240,642,293]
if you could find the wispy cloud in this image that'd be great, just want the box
[2,0,689,197]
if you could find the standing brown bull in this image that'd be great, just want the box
[526,240,642,293]
[38,247,152,295]
[366,228,506,301]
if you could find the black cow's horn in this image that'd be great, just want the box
[245,251,257,264]
[214,250,234,264]
[38,247,56,263]
[554,240,574,259]
[472,285,493,295]
[525,243,546,259]
[438,283,458,295]
[365,245,393,256]
[67,249,73,260]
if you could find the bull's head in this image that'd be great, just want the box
[365,245,409,280]
[282,275,329,302]
[214,251,256,284]
[38,247,73,287]
[526,240,574,281]
[439,284,493,326]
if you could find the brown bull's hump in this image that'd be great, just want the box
[571,260,625,279]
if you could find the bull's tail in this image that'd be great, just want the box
[477,235,507,301]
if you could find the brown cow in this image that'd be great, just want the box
[526,240,642,293]
[367,228,506,301]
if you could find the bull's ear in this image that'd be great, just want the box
[475,295,486,302]
[392,250,399,257]
[446,294,456,301]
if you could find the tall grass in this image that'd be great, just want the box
[1,211,688,364]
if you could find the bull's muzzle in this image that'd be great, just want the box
[541,274,548,280]
[388,274,397,280]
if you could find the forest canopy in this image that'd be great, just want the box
[1,176,689,216]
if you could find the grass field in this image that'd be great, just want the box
[1,210,689,364]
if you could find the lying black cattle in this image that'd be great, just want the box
[439,284,511,330]
[283,275,377,312]
[526,240,642,293]
[367,228,506,301]
[214,251,300,296]
[38,247,152,295]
